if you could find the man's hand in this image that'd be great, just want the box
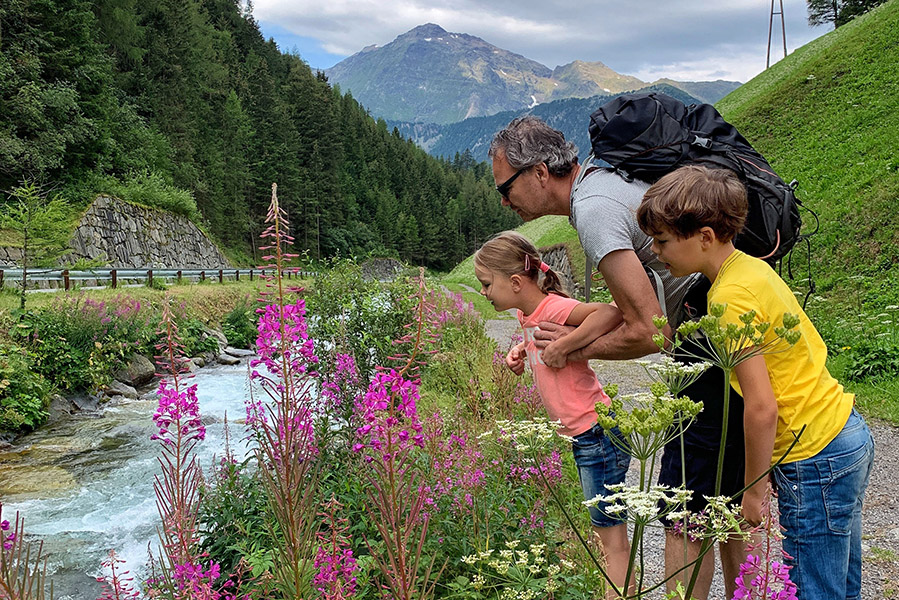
[541,341,568,369]
[533,322,575,348]
[505,342,527,375]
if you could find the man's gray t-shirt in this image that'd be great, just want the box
[569,169,699,327]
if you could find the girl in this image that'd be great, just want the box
[474,231,632,595]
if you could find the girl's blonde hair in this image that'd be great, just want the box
[474,231,568,297]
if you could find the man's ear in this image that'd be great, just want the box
[533,162,549,185]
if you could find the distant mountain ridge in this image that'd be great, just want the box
[388,83,704,163]
[325,23,740,124]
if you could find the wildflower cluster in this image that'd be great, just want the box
[320,352,361,412]
[668,495,749,544]
[635,355,711,396]
[489,417,560,452]
[733,483,798,599]
[584,483,693,524]
[1,518,13,551]
[313,497,359,599]
[654,304,801,370]
[430,431,488,516]
[459,540,571,599]
[352,369,425,460]
[1,505,50,600]
[734,555,797,600]
[252,300,318,378]
[595,388,702,466]
[151,380,205,446]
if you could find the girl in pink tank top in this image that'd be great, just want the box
[474,231,633,596]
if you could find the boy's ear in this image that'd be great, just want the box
[698,226,717,247]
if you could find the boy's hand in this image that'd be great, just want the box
[505,343,527,375]
[740,487,765,528]
[541,341,568,369]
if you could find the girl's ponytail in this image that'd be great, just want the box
[538,265,567,297]
[475,231,569,298]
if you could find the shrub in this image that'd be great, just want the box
[0,345,51,431]
[221,297,258,349]
[86,170,200,220]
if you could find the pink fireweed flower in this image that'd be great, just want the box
[733,554,798,600]
[151,381,205,446]
[251,300,318,378]
[320,352,360,412]
[313,546,358,598]
[353,370,425,460]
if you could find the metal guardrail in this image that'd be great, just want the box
[0,267,316,290]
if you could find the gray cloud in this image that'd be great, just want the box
[254,0,826,81]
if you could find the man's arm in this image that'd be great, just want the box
[537,249,671,360]
[734,355,778,527]
[541,303,623,367]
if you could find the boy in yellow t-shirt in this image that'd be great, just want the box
[635,165,874,600]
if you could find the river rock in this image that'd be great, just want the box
[224,347,255,357]
[114,353,157,387]
[217,353,240,366]
[71,393,101,412]
[205,327,228,351]
[105,380,139,399]
[192,356,206,368]
[48,394,77,421]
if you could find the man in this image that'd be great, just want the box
[489,115,696,358]
[489,116,747,600]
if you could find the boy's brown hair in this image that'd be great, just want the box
[637,165,748,241]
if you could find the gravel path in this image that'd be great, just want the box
[483,318,899,599]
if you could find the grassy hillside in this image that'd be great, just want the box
[717,0,899,300]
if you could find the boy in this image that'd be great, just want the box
[636,165,874,600]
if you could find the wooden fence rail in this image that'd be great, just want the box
[0,268,316,291]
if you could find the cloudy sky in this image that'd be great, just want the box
[252,0,830,83]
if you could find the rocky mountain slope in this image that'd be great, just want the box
[325,23,740,124]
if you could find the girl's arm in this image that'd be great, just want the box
[733,355,778,527]
[541,302,623,368]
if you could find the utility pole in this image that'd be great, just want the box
[767,0,788,68]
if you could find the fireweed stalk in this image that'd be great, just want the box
[732,483,797,600]
[0,505,52,599]
[96,550,141,600]
[351,269,443,600]
[150,296,222,597]
[313,497,358,599]
[245,183,321,598]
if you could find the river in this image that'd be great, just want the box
[0,362,254,599]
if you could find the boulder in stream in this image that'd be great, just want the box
[113,353,156,387]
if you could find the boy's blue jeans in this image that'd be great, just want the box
[773,408,874,600]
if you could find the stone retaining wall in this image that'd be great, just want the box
[0,196,229,269]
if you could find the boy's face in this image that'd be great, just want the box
[648,227,705,278]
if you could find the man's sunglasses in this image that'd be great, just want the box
[495,167,527,199]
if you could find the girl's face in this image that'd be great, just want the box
[474,264,519,312]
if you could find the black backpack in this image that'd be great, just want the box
[586,92,811,264]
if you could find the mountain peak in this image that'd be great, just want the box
[402,23,448,39]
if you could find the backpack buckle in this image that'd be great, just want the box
[691,135,712,149]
